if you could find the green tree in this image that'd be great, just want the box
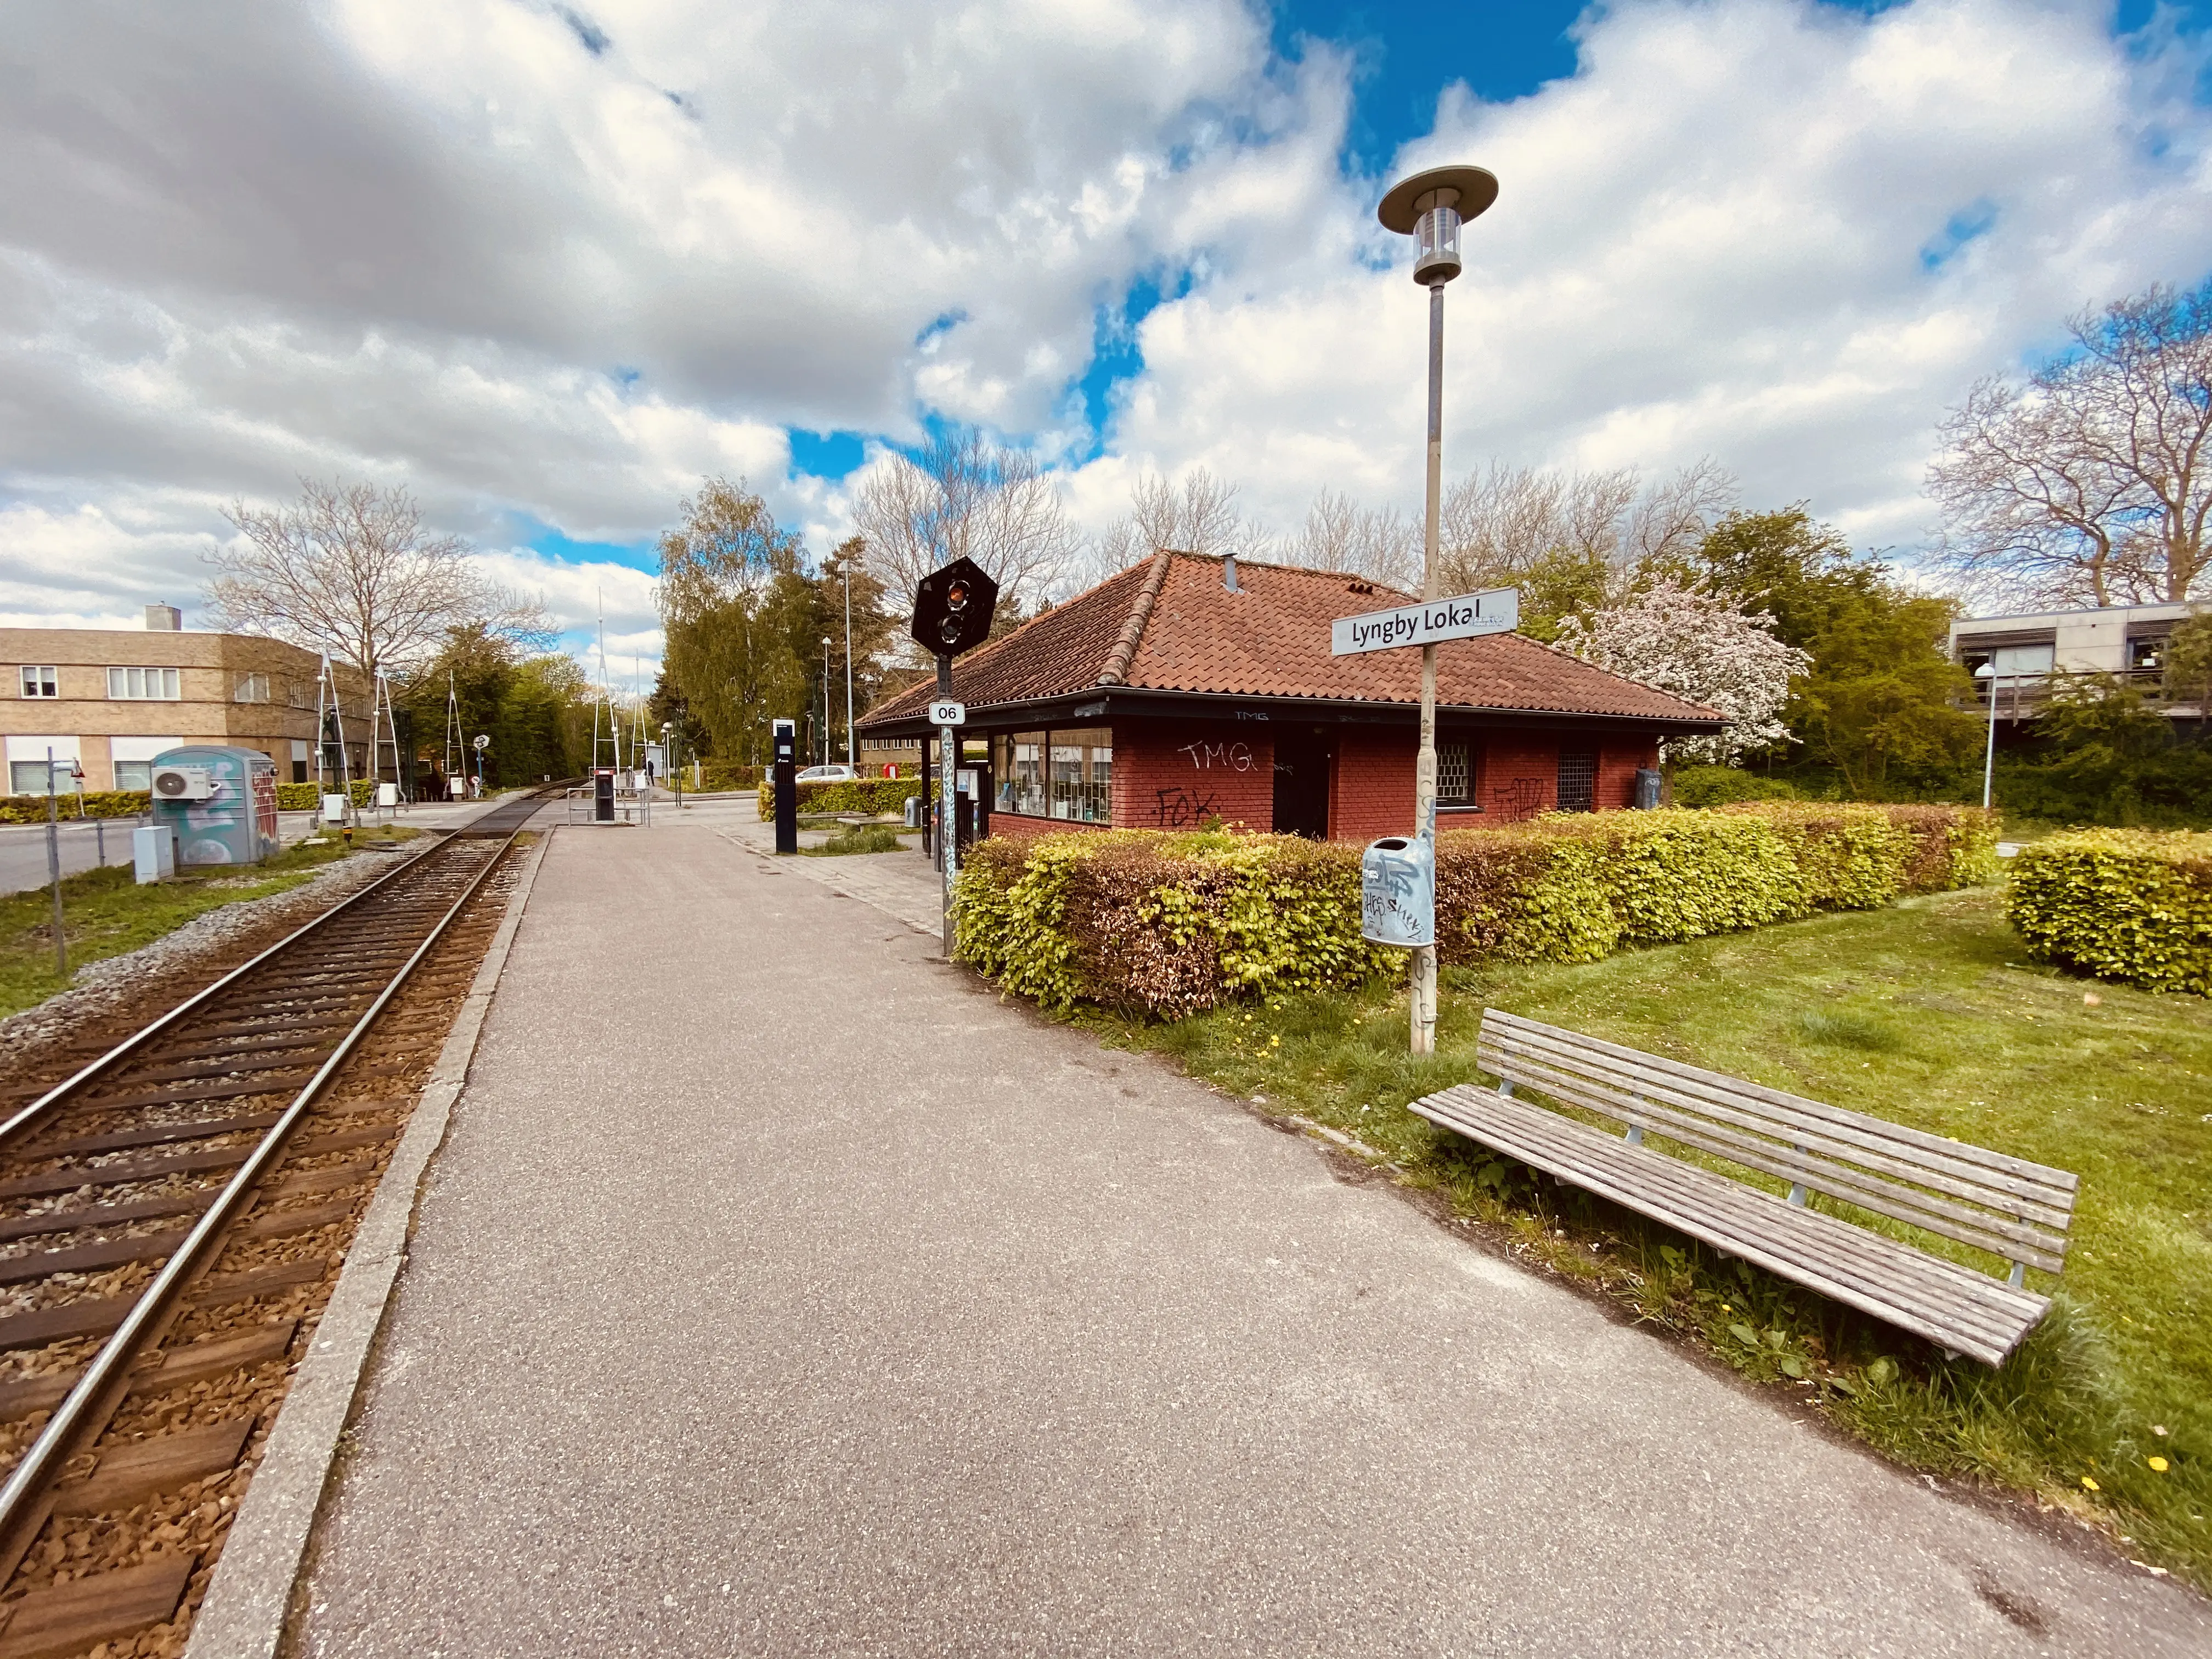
[2164,609,2212,715]
[657,479,812,768]
[397,625,593,788]
[1697,508,1980,797]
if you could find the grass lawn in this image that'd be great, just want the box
[1083,884,2211,1587]
[0,826,422,1019]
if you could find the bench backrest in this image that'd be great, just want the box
[1476,1009,2077,1281]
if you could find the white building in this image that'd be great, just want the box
[1948,602,2202,724]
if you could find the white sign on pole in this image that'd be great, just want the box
[929,700,967,726]
[1330,587,1518,656]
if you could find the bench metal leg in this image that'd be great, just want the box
[1497,1079,1514,1098]
[1787,1139,1808,1207]
[2008,1260,2024,1290]
[1626,1092,1644,1146]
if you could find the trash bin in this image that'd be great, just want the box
[904,794,922,828]
[1361,836,1435,946]
[1634,768,1662,810]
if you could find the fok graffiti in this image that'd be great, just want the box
[1152,787,1220,827]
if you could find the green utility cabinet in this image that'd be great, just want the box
[149,746,281,866]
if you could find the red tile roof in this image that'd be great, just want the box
[860,552,1720,727]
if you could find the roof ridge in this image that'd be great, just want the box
[1096,550,1173,686]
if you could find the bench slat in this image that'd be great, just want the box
[1417,1086,2042,1364]
[1479,1045,2069,1269]
[1423,1086,2043,1351]
[1483,1011,2079,1197]
[1482,1018,2078,1216]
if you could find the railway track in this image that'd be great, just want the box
[0,789,557,1658]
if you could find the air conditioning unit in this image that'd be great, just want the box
[151,764,215,801]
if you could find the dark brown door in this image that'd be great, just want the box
[1272,727,1334,838]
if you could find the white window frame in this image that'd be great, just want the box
[234,671,272,703]
[18,665,59,699]
[108,666,182,701]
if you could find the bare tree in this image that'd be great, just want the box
[1439,459,1734,597]
[1092,466,1265,577]
[1288,489,1420,588]
[1931,280,2212,607]
[851,427,1078,612]
[206,479,544,675]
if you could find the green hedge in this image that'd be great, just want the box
[755,776,924,815]
[2008,830,2212,995]
[275,780,376,810]
[0,791,152,825]
[1671,765,1799,806]
[956,804,2000,1018]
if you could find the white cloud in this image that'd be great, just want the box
[1078,0,2212,555]
[2,0,2208,640]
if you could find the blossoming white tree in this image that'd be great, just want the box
[1554,579,1811,762]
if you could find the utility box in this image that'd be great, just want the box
[376,782,399,808]
[132,823,177,885]
[322,793,348,824]
[149,746,279,867]
[1361,836,1435,947]
[771,719,798,855]
[1634,768,1662,810]
[592,768,616,823]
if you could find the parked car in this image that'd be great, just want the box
[795,764,858,783]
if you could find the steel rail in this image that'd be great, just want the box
[0,785,561,1153]
[0,827,524,1545]
[0,836,454,1154]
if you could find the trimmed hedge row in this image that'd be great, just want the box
[2008,830,2212,995]
[754,776,923,815]
[0,790,153,824]
[955,803,1999,1018]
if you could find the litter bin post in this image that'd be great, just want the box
[1361,837,1436,948]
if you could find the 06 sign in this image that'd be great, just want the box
[929,700,966,726]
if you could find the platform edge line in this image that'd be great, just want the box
[180,827,557,1659]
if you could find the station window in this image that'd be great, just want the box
[234,672,272,703]
[1558,751,1597,813]
[994,731,1047,816]
[1437,742,1472,805]
[1048,727,1111,823]
[18,666,58,699]
[108,667,181,701]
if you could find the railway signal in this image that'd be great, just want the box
[908,557,998,957]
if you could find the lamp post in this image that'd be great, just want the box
[1975,661,2001,810]
[841,559,856,769]
[1377,162,1498,1057]
[821,636,833,766]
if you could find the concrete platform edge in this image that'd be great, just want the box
[182,828,556,1659]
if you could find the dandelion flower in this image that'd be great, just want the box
[2082,1475,2101,1492]
[2149,1457,2170,1473]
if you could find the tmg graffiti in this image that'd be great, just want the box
[1175,740,1256,771]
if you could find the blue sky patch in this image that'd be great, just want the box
[510,514,656,573]
[789,428,867,480]
[1920,199,1999,272]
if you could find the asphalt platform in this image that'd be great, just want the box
[285,810,2211,1656]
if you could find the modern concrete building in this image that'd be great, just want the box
[2,605,372,794]
[1948,601,2202,725]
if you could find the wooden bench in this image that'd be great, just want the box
[1411,1009,2080,1367]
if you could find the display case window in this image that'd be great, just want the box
[1049,727,1111,822]
[995,731,1047,816]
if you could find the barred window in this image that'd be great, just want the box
[1437,742,1471,804]
[108,666,180,700]
[1558,751,1596,813]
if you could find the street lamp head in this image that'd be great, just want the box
[1974,662,1996,679]
[1377,164,1498,286]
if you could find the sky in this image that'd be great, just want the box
[3,0,2209,680]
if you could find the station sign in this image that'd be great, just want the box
[929,701,966,726]
[1330,586,1517,656]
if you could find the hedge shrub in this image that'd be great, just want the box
[755,776,924,816]
[956,804,2000,1018]
[1671,764,1799,806]
[2008,830,2212,995]
[0,791,152,825]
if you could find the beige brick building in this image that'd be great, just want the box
[2,605,372,794]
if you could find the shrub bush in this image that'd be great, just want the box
[275,780,375,811]
[755,776,924,816]
[1671,765,1799,807]
[957,805,2006,1018]
[2008,830,2212,995]
[958,831,1393,1017]
[0,791,152,825]
[1875,803,2000,893]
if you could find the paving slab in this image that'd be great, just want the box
[289,819,2210,1657]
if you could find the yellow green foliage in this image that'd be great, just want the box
[2009,830,2212,995]
[957,804,1999,1018]
[0,791,152,824]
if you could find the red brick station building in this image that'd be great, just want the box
[856,551,1722,843]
